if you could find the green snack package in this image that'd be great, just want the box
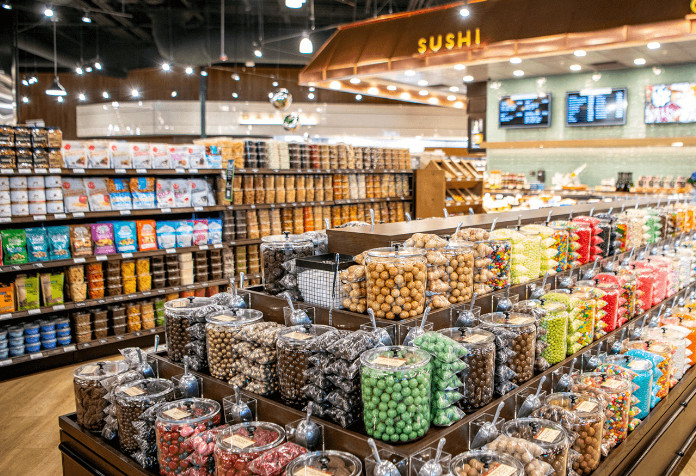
[41,272,65,306]
[432,390,463,409]
[2,229,28,265]
[414,331,468,362]
[16,274,40,311]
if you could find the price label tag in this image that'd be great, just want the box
[462,333,488,344]
[214,244,223,249]
[53,304,65,311]
[199,245,209,250]
[136,168,147,174]
[143,291,152,296]
[120,210,131,215]
[251,168,259,173]
[63,345,76,352]
[19,168,32,174]
[72,168,85,174]
[166,248,176,254]
[0,313,12,320]
[190,168,198,174]
[270,204,276,208]
[194,206,204,212]
[135,331,142,336]
[122,253,133,259]
[76,302,86,308]
[97,299,106,304]
[0,217,11,223]
[372,357,406,368]
[250,204,256,209]
[224,435,255,449]
[575,401,598,412]
[34,168,47,174]
[96,255,107,261]
[116,336,124,341]
[33,263,44,268]
[172,287,180,292]
[0,359,10,366]
[99,339,108,344]
[158,289,166,293]
[175,168,186,174]
[11,266,21,271]
[601,378,624,389]
[163,408,191,420]
[186,284,195,289]
[28,309,41,315]
[115,168,127,174]
[162,208,172,214]
[114,296,124,301]
[507,316,529,325]
[49,168,61,174]
[296,468,333,476]
[123,386,146,397]
[272,169,279,173]
[34,215,47,221]
[55,213,67,219]
[74,257,86,263]
[73,212,85,217]
[30,352,43,360]
[81,364,99,375]
[534,427,561,443]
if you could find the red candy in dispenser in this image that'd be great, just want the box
[247,442,307,476]
[634,261,667,305]
[214,422,285,476]
[574,224,592,265]
[595,283,620,332]
[634,268,655,312]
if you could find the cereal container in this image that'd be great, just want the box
[205,309,263,381]
[361,345,432,443]
[365,246,427,320]
[260,233,314,294]
[479,312,536,385]
[502,417,570,476]
[450,450,524,476]
[214,422,285,476]
[73,360,129,431]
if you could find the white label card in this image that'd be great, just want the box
[601,378,624,389]
[575,401,598,412]
[224,434,255,449]
[73,168,85,174]
[462,334,488,344]
[74,257,86,263]
[285,332,313,341]
[534,427,561,443]
[483,463,517,476]
[372,357,406,368]
[30,352,43,360]
[294,468,333,476]
[163,408,191,420]
[53,304,65,311]
[96,255,107,261]
[123,386,146,397]
[120,210,131,215]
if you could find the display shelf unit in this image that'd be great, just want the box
[24,167,413,177]
[415,158,484,218]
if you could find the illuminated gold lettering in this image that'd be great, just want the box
[457,30,471,48]
[417,38,427,54]
[429,35,443,52]
[445,33,455,50]
[475,28,480,45]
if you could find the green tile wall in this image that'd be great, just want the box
[485,63,696,185]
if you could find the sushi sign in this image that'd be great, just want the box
[417,28,481,55]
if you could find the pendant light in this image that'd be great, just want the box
[299,33,313,54]
[45,21,67,96]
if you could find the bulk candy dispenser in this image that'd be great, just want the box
[73,360,129,431]
[261,233,314,294]
[625,339,675,396]
[543,292,595,354]
[213,421,286,476]
[539,301,569,365]
[520,224,560,277]
[452,227,505,294]
[164,297,215,363]
[365,246,427,320]
[205,309,264,381]
[643,327,688,380]
[361,345,432,443]
[548,224,570,272]
[512,300,551,372]
[285,450,362,476]
[550,220,582,268]
[501,417,570,476]
[450,450,525,476]
[442,242,475,305]
[479,312,536,385]
[603,355,654,419]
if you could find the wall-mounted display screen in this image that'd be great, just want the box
[498,93,551,128]
[645,82,696,124]
[566,88,627,126]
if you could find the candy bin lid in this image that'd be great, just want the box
[571,372,631,395]
[285,450,362,476]
[543,392,604,417]
[444,240,475,251]
[155,397,220,424]
[277,324,336,345]
[450,449,525,476]
[74,360,129,381]
[164,296,214,315]
[439,327,494,348]
[479,312,535,328]
[261,233,313,249]
[540,301,566,314]
[513,300,549,318]
[216,421,285,453]
[360,345,431,372]
[366,246,427,259]
[605,354,653,373]
[502,417,569,451]
[206,309,263,327]
[643,327,688,343]
[115,378,175,401]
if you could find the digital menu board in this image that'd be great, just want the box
[566,88,627,126]
[498,93,551,128]
[645,82,696,124]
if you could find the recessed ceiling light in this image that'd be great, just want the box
[102,91,109,99]
[307,92,315,100]
[463,75,474,82]
[647,42,661,50]
[85,66,93,73]
[355,94,362,101]
[272,81,279,87]
[386,85,397,91]
[569,64,582,71]
[418,90,429,96]
[454,64,466,71]
[573,50,586,57]
[512,70,524,77]
[400,92,411,100]
[57,96,63,103]
[308,87,315,92]
[367,87,379,95]
[232,92,238,98]
[232,73,240,81]
[453,101,464,109]
[111,101,119,108]
[43,7,54,17]
[592,73,602,81]
[510,57,522,64]
[21,96,28,103]
[81,11,91,23]
[404,70,415,77]
[417,79,428,86]
[161,63,171,71]
[428,97,439,104]
[329,81,341,90]
[447,95,456,101]
[171,91,177,97]
[449,86,459,92]
[459,7,470,17]
[349,78,361,85]
[131,89,139,97]
[185,67,194,75]
[78,93,86,101]
[94,62,102,70]
[634,57,646,65]
[200,71,208,76]
[672,141,684,147]
[75,67,83,75]
[254,49,263,58]
[2,2,12,10]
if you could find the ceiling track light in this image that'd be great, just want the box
[285,0,306,8]
[253,48,263,58]
[94,61,102,71]
[161,62,171,72]
[44,6,54,17]
[82,11,91,23]
[2,1,12,10]
[185,66,194,75]
[45,22,66,96]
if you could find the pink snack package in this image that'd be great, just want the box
[91,223,116,254]
[192,219,208,246]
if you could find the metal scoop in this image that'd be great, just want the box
[227,385,252,423]
[454,293,478,328]
[610,328,627,355]
[294,402,322,451]
[555,357,577,392]
[368,308,393,346]
[284,292,311,326]
[583,258,600,280]
[368,438,401,476]
[417,438,447,476]
[517,376,547,418]
[137,348,155,379]
[228,273,248,310]
[470,401,504,449]
[530,273,549,301]
[177,361,200,398]
[496,285,513,313]
[584,342,605,371]
[403,305,432,346]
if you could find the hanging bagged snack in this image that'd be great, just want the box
[156,179,175,209]
[109,142,131,168]
[87,142,110,168]
[62,178,89,213]
[113,222,138,253]
[168,145,190,169]
[172,179,190,207]
[156,221,177,249]
[1,229,28,265]
[91,223,117,255]
[150,143,170,169]
[40,272,64,306]
[176,220,194,248]
[136,220,158,251]
[25,228,49,262]
[61,141,87,168]
[193,219,209,246]
[129,143,151,169]
[189,179,211,207]
[130,177,156,209]
[70,224,93,257]
[47,226,71,260]
[84,178,112,211]
[16,274,40,311]
[208,218,223,244]
[107,178,133,210]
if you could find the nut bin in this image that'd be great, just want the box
[450,449,525,476]
[214,421,285,476]
[73,360,129,431]
[114,378,175,453]
[261,233,314,294]
[361,345,432,443]
[479,312,536,385]
[205,309,264,380]
[502,417,570,476]
[286,450,362,476]
[442,242,475,304]
[365,246,427,320]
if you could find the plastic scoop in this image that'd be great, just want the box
[177,361,200,398]
[368,438,401,476]
[137,348,155,379]
[294,402,322,451]
[284,292,311,326]
[555,357,577,393]
[558,268,575,290]
[496,285,513,313]
[470,401,505,449]
[227,274,248,310]
[227,385,252,423]
[621,248,635,267]
[443,208,449,219]
[604,251,619,273]
[490,217,498,232]
[610,328,627,355]
[454,293,478,328]
[368,308,394,346]
[584,342,605,371]
[405,212,412,222]
[517,376,547,418]
[403,305,432,346]
[418,438,447,476]
[370,209,375,232]
[530,273,549,301]
[153,334,159,354]
[583,257,600,280]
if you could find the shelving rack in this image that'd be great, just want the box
[415,158,484,218]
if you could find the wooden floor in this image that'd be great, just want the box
[1,358,696,476]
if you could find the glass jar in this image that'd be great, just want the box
[479,312,536,385]
[521,224,559,277]
[450,450,524,476]
[502,417,570,476]
[570,372,631,450]
[539,392,604,475]
[544,292,596,351]
[550,220,582,268]
[604,355,653,419]
[626,338,675,396]
[277,324,336,405]
[439,327,495,411]
[214,422,285,476]
[163,297,215,363]
[260,233,314,294]
[442,242,474,305]
[490,229,540,284]
[73,360,129,431]
[365,247,427,320]
[538,301,568,365]
[286,450,362,476]
[644,327,687,380]
[114,378,175,453]
[361,345,432,443]
[340,264,367,314]
[206,309,264,381]
[452,227,510,294]
[424,247,450,309]
[155,398,222,476]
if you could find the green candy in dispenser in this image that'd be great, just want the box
[490,228,540,284]
[520,224,560,277]
[543,292,595,354]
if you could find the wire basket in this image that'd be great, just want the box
[296,253,354,308]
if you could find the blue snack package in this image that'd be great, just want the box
[108,178,133,210]
[25,228,49,262]
[207,218,222,244]
[176,220,194,248]
[46,226,71,261]
[113,221,137,253]
[156,221,177,249]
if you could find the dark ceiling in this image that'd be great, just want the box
[7,0,462,77]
